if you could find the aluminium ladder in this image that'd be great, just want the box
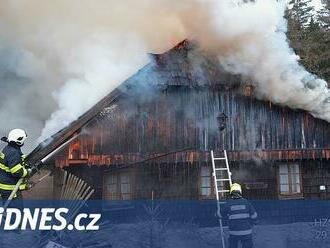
[211,150,233,248]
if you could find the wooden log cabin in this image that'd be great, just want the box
[26,40,330,200]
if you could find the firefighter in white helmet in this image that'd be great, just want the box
[221,183,258,248]
[0,129,31,200]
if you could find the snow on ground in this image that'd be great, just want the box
[104,221,330,248]
[1,221,330,247]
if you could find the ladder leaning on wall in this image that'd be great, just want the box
[210,150,233,248]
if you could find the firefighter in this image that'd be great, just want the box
[222,183,257,248]
[0,129,31,201]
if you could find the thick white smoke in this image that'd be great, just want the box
[0,0,328,150]
[40,34,148,140]
[202,1,330,121]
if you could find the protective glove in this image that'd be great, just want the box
[25,181,36,190]
[27,168,33,177]
[25,161,43,176]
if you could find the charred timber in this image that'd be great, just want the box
[54,148,330,168]
[26,88,122,165]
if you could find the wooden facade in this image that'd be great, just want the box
[28,40,330,200]
[48,159,330,200]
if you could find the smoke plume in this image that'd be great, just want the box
[0,0,328,151]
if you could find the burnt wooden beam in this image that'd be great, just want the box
[26,87,123,165]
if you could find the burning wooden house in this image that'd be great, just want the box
[27,40,330,200]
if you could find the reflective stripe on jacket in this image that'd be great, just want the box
[221,197,258,236]
[0,143,27,191]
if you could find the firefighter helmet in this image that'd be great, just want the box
[8,129,28,146]
[230,183,242,195]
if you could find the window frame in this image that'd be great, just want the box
[277,163,303,199]
[103,171,132,200]
[199,165,213,199]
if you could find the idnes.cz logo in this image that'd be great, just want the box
[0,207,101,231]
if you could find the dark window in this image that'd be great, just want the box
[104,172,131,200]
[200,166,212,197]
[120,173,131,200]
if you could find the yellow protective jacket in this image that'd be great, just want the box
[0,143,28,191]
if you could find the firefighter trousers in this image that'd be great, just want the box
[229,235,253,248]
[0,189,23,209]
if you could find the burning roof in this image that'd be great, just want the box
[27,40,330,166]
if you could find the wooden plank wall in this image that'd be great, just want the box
[50,159,330,200]
[302,160,330,199]
[56,86,330,162]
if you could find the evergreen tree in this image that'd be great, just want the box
[317,0,330,30]
[289,0,314,26]
[304,17,329,80]
[286,0,330,83]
